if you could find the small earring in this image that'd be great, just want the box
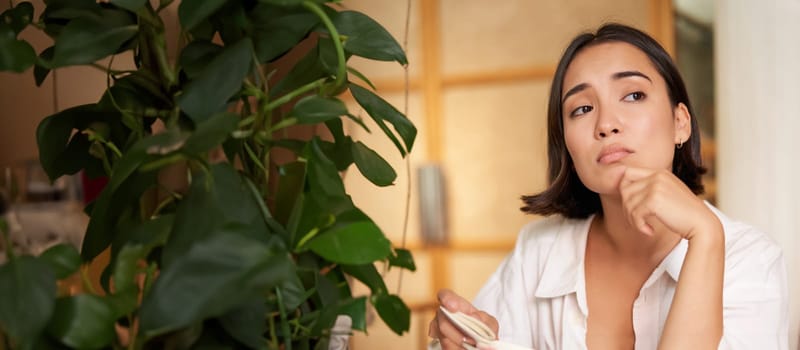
[676,139,684,149]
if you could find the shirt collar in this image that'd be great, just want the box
[533,215,593,298]
[532,212,696,298]
[662,238,688,281]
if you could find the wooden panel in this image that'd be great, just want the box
[349,250,434,305]
[439,0,651,76]
[420,0,444,162]
[449,251,511,301]
[350,311,429,350]
[442,81,550,243]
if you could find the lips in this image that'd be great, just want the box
[597,144,633,164]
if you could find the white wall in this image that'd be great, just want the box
[716,1,800,348]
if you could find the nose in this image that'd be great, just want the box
[597,127,620,138]
[595,107,622,139]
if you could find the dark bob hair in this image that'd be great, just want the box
[521,23,706,218]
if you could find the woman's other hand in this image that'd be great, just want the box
[618,166,722,242]
[429,289,499,349]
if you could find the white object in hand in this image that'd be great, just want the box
[438,306,534,350]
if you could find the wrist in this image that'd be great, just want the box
[686,218,724,248]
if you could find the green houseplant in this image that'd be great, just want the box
[0,0,417,349]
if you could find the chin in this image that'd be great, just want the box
[578,166,626,195]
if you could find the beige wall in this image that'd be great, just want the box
[716,1,800,347]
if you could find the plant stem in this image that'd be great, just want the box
[80,265,98,295]
[140,3,175,89]
[139,153,184,172]
[265,78,326,112]
[0,218,14,261]
[126,315,136,350]
[89,63,130,76]
[302,1,347,94]
[275,288,292,350]
[268,315,278,350]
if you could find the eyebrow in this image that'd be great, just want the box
[562,70,653,104]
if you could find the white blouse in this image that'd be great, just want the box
[472,204,789,350]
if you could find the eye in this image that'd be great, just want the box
[623,91,646,102]
[570,105,593,117]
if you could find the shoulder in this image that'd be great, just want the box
[709,205,786,299]
[503,214,591,275]
[515,215,589,251]
[711,205,783,267]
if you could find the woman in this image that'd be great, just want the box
[429,23,788,350]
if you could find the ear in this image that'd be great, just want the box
[673,103,692,144]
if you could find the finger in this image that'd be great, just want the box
[621,166,655,181]
[429,318,437,338]
[438,289,476,313]
[472,311,499,339]
[440,335,466,350]
[621,187,655,235]
[436,308,470,346]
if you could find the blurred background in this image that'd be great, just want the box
[1,0,797,349]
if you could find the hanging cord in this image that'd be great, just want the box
[396,0,413,296]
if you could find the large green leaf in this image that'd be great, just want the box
[351,141,396,187]
[110,0,147,12]
[35,104,98,181]
[38,244,81,279]
[212,1,248,45]
[177,38,253,123]
[388,248,416,272]
[82,131,180,260]
[250,5,318,63]
[113,244,147,293]
[323,118,356,171]
[34,46,54,86]
[161,163,270,267]
[291,139,353,247]
[0,256,56,346]
[39,0,99,38]
[139,234,294,338]
[372,294,410,335]
[218,299,267,349]
[111,215,173,293]
[339,296,368,332]
[340,264,387,295]
[98,72,172,115]
[178,40,223,79]
[307,220,391,265]
[0,25,36,72]
[310,295,367,335]
[290,95,347,124]
[269,42,326,98]
[51,13,138,67]
[306,138,346,198]
[260,0,305,6]
[182,112,239,154]
[1,2,34,35]
[331,11,407,65]
[349,83,416,156]
[45,294,116,349]
[177,0,226,31]
[34,105,78,178]
[275,161,306,227]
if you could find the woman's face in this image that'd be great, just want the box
[561,41,691,196]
